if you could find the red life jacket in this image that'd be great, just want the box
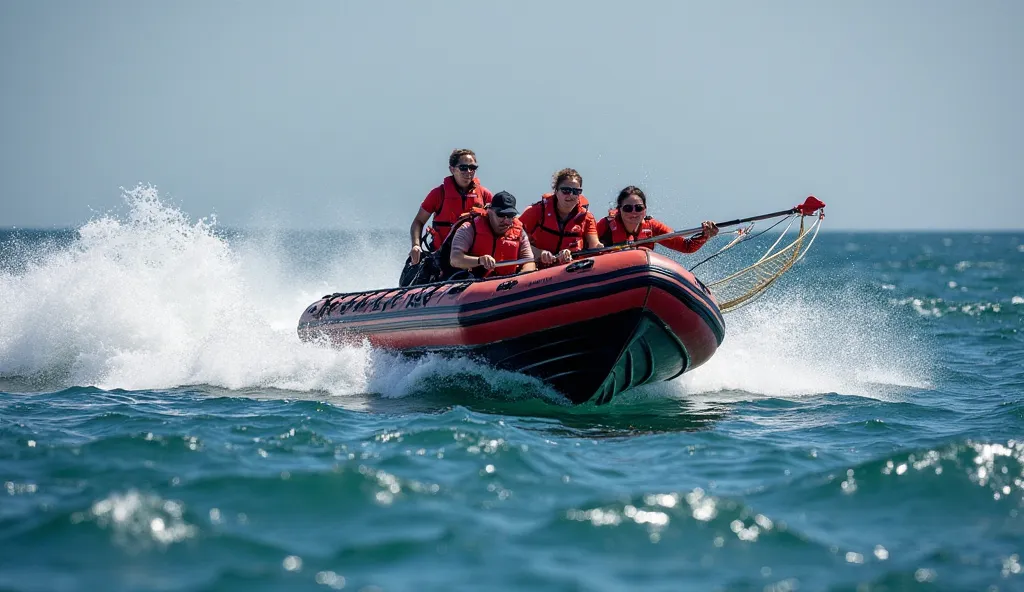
[466,213,525,277]
[600,210,656,250]
[522,193,591,254]
[429,176,489,246]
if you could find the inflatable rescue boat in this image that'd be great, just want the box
[297,249,724,405]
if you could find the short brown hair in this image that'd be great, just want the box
[551,168,582,191]
[449,149,477,167]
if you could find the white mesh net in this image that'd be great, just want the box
[704,213,824,313]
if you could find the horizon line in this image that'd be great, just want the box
[2,225,1023,234]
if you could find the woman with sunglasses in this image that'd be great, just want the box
[596,186,719,253]
[519,168,603,267]
[408,149,494,266]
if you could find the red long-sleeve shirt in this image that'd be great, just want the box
[595,214,708,254]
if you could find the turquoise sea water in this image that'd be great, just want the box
[1,191,1022,591]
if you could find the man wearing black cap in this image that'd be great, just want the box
[448,191,537,277]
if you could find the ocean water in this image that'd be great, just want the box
[1,188,1022,592]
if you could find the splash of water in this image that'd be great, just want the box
[671,287,932,401]
[0,186,369,395]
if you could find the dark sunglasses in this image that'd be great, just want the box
[494,212,515,219]
[621,204,646,213]
[558,186,583,196]
[456,164,479,172]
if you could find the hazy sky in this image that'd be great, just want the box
[1,1,1022,230]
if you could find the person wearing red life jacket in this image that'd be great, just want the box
[596,186,719,253]
[408,149,494,265]
[518,168,603,267]
[447,191,537,278]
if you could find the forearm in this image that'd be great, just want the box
[654,235,704,253]
[681,235,708,253]
[450,250,481,270]
[410,219,424,248]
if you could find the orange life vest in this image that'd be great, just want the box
[600,210,656,250]
[429,176,489,246]
[467,214,525,277]
[522,193,591,254]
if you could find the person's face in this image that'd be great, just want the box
[488,208,515,234]
[449,155,478,188]
[555,177,582,210]
[619,194,647,226]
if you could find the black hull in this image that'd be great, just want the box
[298,250,724,405]
[407,309,688,405]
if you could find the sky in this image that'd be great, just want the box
[1,1,1022,231]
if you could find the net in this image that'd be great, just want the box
[703,212,824,313]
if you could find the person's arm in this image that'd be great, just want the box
[518,233,537,273]
[583,213,603,248]
[594,216,613,247]
[530,243,552,265]
[410,187,442,263]
[649,218,713,253]
[520,205,555,265]
[408,208,432,263]
[450,225,493,271]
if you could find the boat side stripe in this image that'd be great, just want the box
[301,272,725,345]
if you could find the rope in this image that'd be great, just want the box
[688,214,794,273]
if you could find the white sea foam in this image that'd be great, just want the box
[0,186,377,397]
[669,288,932,402]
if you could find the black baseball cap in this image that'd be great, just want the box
[489,191,518,216]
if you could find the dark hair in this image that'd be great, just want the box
[449,149,477,167]
[616,186,647,207]
[551,168,582,190]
